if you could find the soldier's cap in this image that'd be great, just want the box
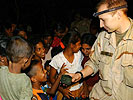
[93,4,128,17]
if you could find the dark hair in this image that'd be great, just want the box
[31,38,44,51]
[0,46,6,57]
[51,46,63,58]
[54,22,67,33]
[13,25,27,36]
[61,31,81,48]
[41,32,52,40]
[26,60,40,78]
[41,31,53,48]
[6,36,33,63]
[81,33,97,47]
[0,38,9,57]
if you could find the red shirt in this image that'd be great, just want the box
[51,37,65,49]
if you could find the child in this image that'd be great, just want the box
[44,60,58,100]
[51,22,68,57]
[13,25,28,40]
[44,60,51,82]
[41,32,53,63]
[51,22,68,48]
[0,36,33,100]
[31,38,45,66]
[27,60,67,100]
[50,31,88,100]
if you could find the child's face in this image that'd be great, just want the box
[18,31,28,39]
[55,32,65,39]
[35,62,47,82]
[43,36,53,47]
[81,43,92,57]
[55,27,68,39]
[71,40,81,53]
[35,42,45,59]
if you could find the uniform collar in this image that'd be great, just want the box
[104,18,133,47]
[122,18,133,40]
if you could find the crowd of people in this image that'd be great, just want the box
[0,0,132,100]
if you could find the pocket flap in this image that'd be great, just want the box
[121,54,133,67]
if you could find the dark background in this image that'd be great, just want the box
[0,0,132,34]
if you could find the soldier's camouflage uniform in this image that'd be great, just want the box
[85,18,133,100]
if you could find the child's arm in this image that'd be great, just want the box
[46,63,67,95]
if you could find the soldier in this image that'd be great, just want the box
[68,0,133,100]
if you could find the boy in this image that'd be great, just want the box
[27,60,67,100]
[0,36,33,100]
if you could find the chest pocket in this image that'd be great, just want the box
[98,51,112,80]
[99,51,112,64]
[121,54,133,87]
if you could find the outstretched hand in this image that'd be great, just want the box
[65,72,82,83]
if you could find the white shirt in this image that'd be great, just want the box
[50,50,84,91]
[42,47,53,66]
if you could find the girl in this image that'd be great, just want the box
[50,31,88,100]
[81,33,99,94]
[31,38,45,66]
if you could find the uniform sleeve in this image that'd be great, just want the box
[84,34,101,76]
[19,76,33,100]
